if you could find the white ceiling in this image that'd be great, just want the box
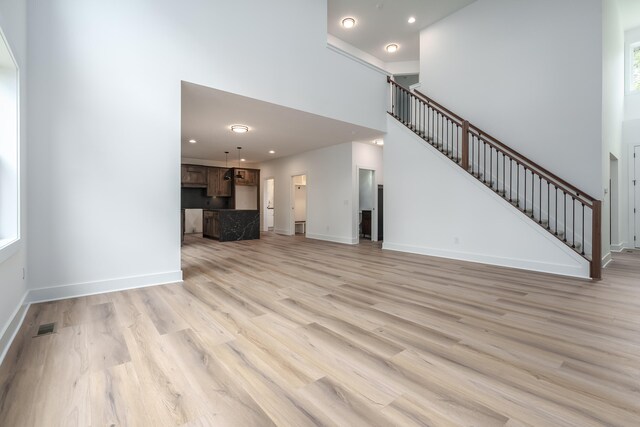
[618,0,640,31]
[181,82,383,163]
[327,0,476,63]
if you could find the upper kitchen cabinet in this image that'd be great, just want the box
[181,165,208,187]
[234,168,259,186]
[207,167,232,197]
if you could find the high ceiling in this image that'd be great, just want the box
[181,82,383,163]
[327,0,476,63]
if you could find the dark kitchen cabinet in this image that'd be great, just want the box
[203,210,220,239]
[207,167,232,197]
[234,168,259,186]
[181,165,207,187]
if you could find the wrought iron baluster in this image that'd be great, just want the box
[490,147,493,188]
[555,187,558,235]
[572,197,576,248]
[563,192,567,242]
[547,182,550,230]
[538,175,542,223]
[502,152,505,195]
[524,168,527,213]
[516,163,520,207]
[581,203,585,255]
[509,158,513,202]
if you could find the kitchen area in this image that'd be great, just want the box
[181,162,260,242]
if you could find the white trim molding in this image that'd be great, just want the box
[27,270,183,304]
[306,233,358,245]
[383,242,590,280]
[0,291,28,365]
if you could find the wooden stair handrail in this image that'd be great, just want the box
[408,88,597,206]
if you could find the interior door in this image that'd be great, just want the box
[636,147,640,248]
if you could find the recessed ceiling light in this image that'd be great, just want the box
[230,124,249,133]
[408,16,416,24]
[268,150,275,154]
[373,139,384,146]
[189,139,197,144]
[342,17,356,28]
[386,44,399,53]
[240,158,246,162]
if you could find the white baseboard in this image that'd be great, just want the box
[274,228,291,236]
[0,291,29,366]
[602,252,613,269]
[610,242,629,252]
[305,233,358,245]
[382,242,590,279]
[27,270,183,304]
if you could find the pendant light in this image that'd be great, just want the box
[235,147,243,179]
[223,151,231,181]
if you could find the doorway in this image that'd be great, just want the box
[291,174,307,236]
[263,178,275,232]
[358,168,377,242]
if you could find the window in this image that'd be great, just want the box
[0,26,20,260]
[632,43,640,92]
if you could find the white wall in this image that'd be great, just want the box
[602,0,625,259]
[259,143,355,244]
[235,186,258,210]
[27,0,386,296]
[384,117,590,278]
[0,0,28,361]
[419,0,603,200]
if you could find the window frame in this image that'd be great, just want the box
[630,41,640,93]
[0,24,22,265]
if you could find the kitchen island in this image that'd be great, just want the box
[203,209,260,242]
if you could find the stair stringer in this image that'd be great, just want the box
[383,116,590,279]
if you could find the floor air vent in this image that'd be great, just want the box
[35,323,55,337]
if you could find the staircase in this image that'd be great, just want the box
[388,77,602,279]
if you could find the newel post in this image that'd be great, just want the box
[461,120,470,171]
[590,200,602,280]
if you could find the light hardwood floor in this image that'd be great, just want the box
[1,233,640,426]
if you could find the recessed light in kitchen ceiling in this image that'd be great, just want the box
[408,16,416,24]
[189,139,197,144]
[342,17,356,29]
[268,150,275,154]
[386,44,399,53]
